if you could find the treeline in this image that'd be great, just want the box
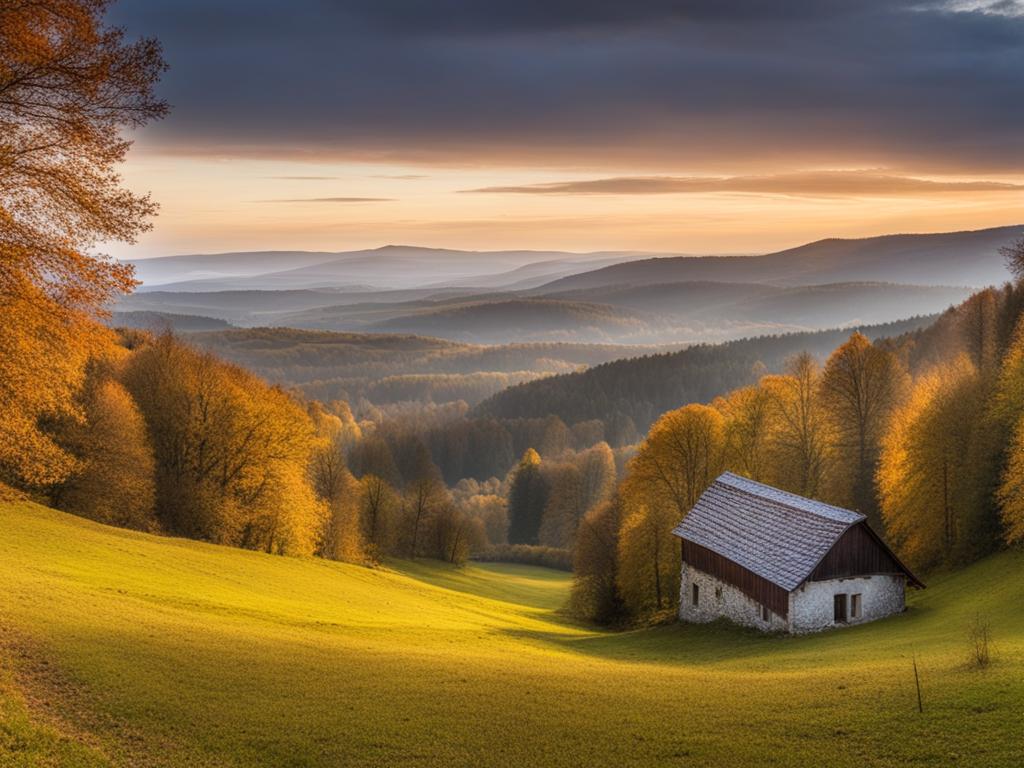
[568,262,1024,624]
[28,331,513,565]
[476,316,937,441]
[352,409,630,487]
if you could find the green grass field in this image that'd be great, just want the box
[1,499,1021,767]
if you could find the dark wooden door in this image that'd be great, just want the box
[834,593,847,623]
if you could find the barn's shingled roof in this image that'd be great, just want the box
[671,472,866,591]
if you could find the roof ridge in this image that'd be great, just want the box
[715,472,864,524]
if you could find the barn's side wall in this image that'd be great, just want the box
[679,563,788,632]
[789,575,906,633]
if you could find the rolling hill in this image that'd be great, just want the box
[2,497,1021,767]
[187,328,681,406]
[256,283,966,345]
[117,279,972,348]
[109,311,233,332]
[476,315,937,433]
[535,225,1022,293]
[366,299,651,344]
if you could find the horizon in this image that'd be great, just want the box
[122,222,1024,261]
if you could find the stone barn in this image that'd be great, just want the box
[672,472,923,633]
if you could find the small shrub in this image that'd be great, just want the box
[968,614,993,668]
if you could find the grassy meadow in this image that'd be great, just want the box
[1,499,1022,767]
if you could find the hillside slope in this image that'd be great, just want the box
[2,500,1021,767]
[476,316,935,432]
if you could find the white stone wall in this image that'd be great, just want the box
[789,575,906,634]
[678,563,789,632]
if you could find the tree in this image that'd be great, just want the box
[360,474,400,559]
[457,493,507,548]
[622,404,725,520]
[506,448,549,544]
[308,404,363,562]
[571,497,626,624]
[348,433,400,485]
[0,0,166,486]
[399,443,448,557]
[1001,237,1024,282]
[997,419,1024,545]
[538,462,584,548]
[994,315,1024,545]
[958,288,1001,374]
[616,498,681,616]
[576,442,617,511]
[55,377,156,530]
[879,358,985,568]
[819,332,908,523]
[123,334,322,551]
[616,404,724,617]
[717,385,774,483]
[762,353,831,497]
[248,462,326,557]
[539,443,616,548]
[431,504,486,565]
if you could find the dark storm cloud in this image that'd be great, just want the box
[109,0,1024,171]
[464,171,1024,196]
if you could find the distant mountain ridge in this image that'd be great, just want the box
[128,245,650,292]
[531,225,1022,293]
[126,225,1021,297]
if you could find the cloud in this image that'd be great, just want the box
[463,171,1024,196]
[265,175,340,180]
[110,1,1024,172]
[258,197,394,203]
[939,0,1024,17]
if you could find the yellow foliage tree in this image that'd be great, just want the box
[308,403,364,561]
[879,357,983,568]
[994,313,1024,544]
[617,404,724,616]
[124,334,323,553]
[623,404,725,519]
[1,0,166,486]
[761,353,832,497]
[820,332,908,521]
[616,498,681,616]
[571,497,626,623]
[716,385,774,483]
[55,378,156,530]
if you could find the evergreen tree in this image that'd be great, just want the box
[507,449,549,544]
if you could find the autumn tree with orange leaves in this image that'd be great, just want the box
[0,0,166,486]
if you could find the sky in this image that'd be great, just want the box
[107,0,1024,258]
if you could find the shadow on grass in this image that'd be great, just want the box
[495,602,941,669]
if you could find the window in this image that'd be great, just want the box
[851,594,862,619]
[761,604,770,622]
[834,593,848,623]
[692,583,700,606]
[715,586,723,601]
